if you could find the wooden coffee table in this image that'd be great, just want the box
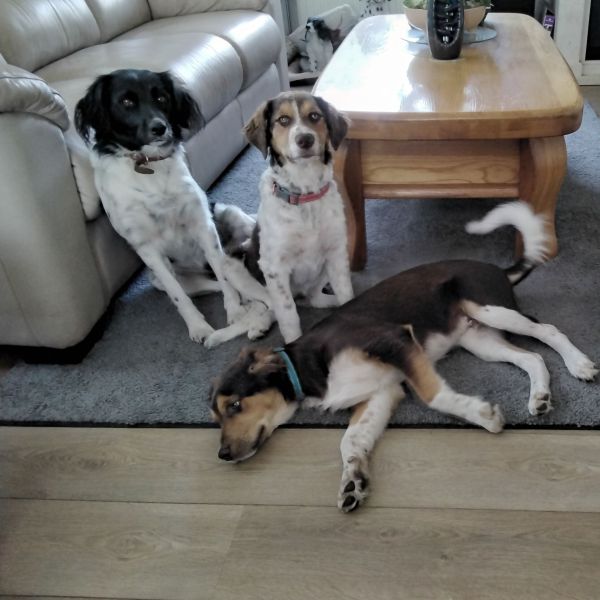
[313,14,583,270]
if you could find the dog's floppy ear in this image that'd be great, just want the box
[75,74,111,145]
[247,349,284,375]
[160,71,205,137]
[315,96,349,150]
[243,100,274,158]
[311,17,333,42]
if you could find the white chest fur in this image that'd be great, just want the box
[257,165,347,295]
[92,149,211,266]
[315,348,404,412]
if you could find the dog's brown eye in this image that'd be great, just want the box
[277,116,291,127]
[121,97,135,108]
[156,95,167,105]
[309,112,322,122]
[227,400,242,416]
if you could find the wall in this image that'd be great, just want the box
[291,0,405,29]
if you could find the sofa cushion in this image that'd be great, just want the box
[37,33,243,122]
[84,0,152,42]
[117,11,281,89]
[0,0,100,72]
[148,0,268,19]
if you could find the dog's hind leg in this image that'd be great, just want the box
[462,302,598,381]
[137,246,214,343]
[221,256,272,307]
[360,328,504,432]
[304,270,339,308]
[338,384,405,513]
[403,341,505,433]
[459,325,552,415]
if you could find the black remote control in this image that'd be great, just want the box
[427,0,464,60]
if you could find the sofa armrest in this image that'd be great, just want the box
[0,62,69,131]
[0,112,107,347]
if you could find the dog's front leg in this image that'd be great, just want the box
[261,264,301,343]
[338,384,405,513]
[201,225,246,324]
[325,244,354,306]
[137,246,214,343]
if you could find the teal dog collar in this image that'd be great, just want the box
[273,347,304,401]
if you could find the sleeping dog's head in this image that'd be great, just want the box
[243,91,348,166]
[75,69,204,154]
[210,348,299,462]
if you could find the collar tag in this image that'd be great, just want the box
[130,151,174,175]
[131,153,154,175]
[134,162,154,175]
[273,347,304,401]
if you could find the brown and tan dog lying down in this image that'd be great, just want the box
[209,201,597,512]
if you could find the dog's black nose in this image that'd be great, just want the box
[150,119,167,137]
[218,446,233,461]
[296,133,315,150]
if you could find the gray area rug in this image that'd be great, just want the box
[1,106,599,428]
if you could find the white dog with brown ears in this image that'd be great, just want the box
[242,91,354,343]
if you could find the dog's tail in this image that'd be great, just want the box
[465,201,550,285]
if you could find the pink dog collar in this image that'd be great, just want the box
[273,181,330,205]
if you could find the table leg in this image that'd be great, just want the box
[518,136,566,259]
[334,139,366,271]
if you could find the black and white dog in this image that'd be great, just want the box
[239,91,354,344]
[210,201,597,511]
[75,69,271,346]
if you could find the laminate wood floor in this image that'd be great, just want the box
[1,427,599,600]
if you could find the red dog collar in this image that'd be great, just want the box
[273,181,330,205]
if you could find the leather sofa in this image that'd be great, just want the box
[0,0,287,349]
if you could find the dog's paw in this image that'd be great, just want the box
[338,466,370,514]
[246,304,274,340]
[529,391,553,416]
[565,353,598,381]
[224,300,247,325]
[479,402,505,433]
[204,329,231,348]
[247,321,272,340]
[187,319,214,344]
